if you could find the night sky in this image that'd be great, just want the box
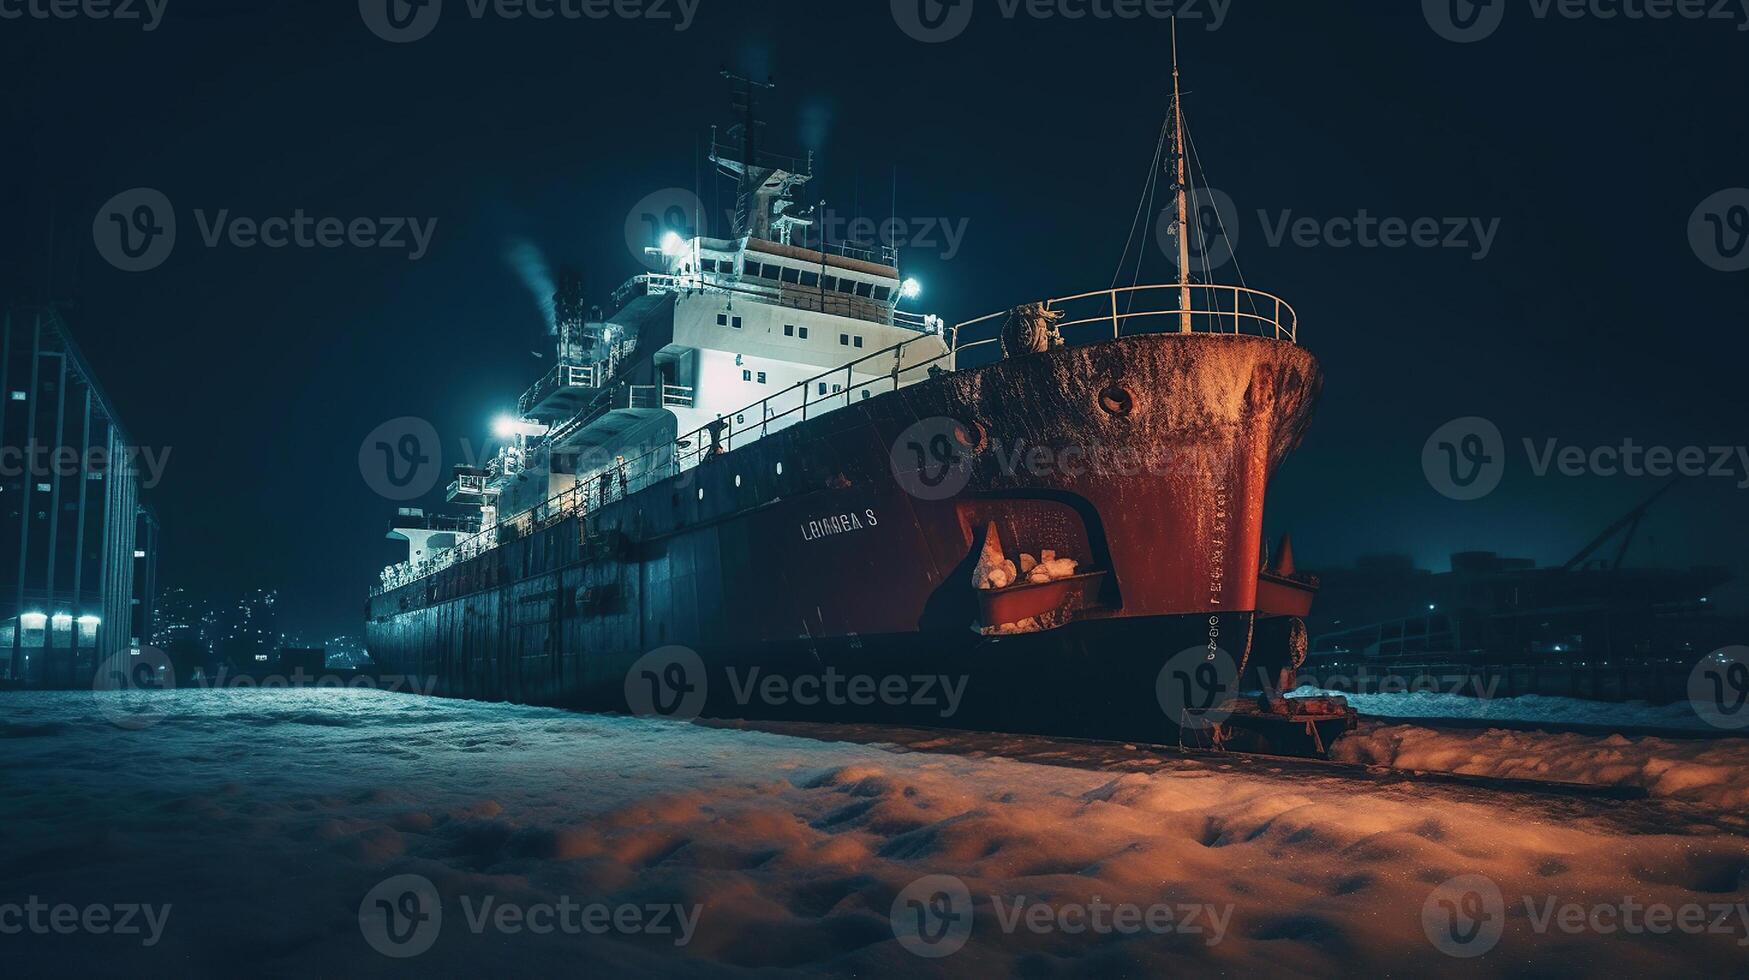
[2,1,1745,638]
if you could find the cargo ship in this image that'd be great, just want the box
[367,65,1343,747]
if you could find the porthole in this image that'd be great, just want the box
[776,461,784,475]
[953,420,989,454]
[1099,385,1135,418]
[734,474,742,488]
[698,488,705,500]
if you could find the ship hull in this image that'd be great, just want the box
[367,333,1322,740]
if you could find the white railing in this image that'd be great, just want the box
[519,362,600,417]
[614,273,932,333]
[949,283,1297,349]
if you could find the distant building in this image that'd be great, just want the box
[1309,551,1729,664]
[0,306,157,688]
[154,585,220,676]
[219,588,278,668]
[325,634,371,670]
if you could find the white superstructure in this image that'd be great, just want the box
[377,84,951,593]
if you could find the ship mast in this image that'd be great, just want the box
[1171,18,1191,334]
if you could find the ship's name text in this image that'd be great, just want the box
[801,509,879,542]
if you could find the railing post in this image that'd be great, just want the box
[1110,290,1120,340]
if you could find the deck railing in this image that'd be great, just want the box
[949,283,1297,350]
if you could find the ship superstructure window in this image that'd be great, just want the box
[854,336,864,348]
[817,383,827,396]
[742,370,752,382]
[822,275,837,291]
[836,278,855,293]
[783,324,794,336]
[781,267,800,284]
[732,315,743,329]
[717,313,728,326]
[861,390,871,400]
[757,372,767,384]
[840,334,849,345]
[800,271,819,288]
[874,285,892,301]
[855,282,874,297]
[798,327,809,339]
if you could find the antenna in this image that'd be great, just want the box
[1171,17,1192,334]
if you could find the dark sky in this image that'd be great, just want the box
[2,1,1746,637]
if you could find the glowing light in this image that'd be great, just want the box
[78,615,101,627]
[661,231,687,257]
[51,613,72,626]
[19,612,46,628]
[494,416,550,439]
[900,277,922,300]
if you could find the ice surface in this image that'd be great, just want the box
[2,689,1746,976]
[1289,684,1713,731]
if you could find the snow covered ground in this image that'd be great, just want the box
[4,688,1749,977]
[1288,683,1714,731]
[1335,723,1749,809]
